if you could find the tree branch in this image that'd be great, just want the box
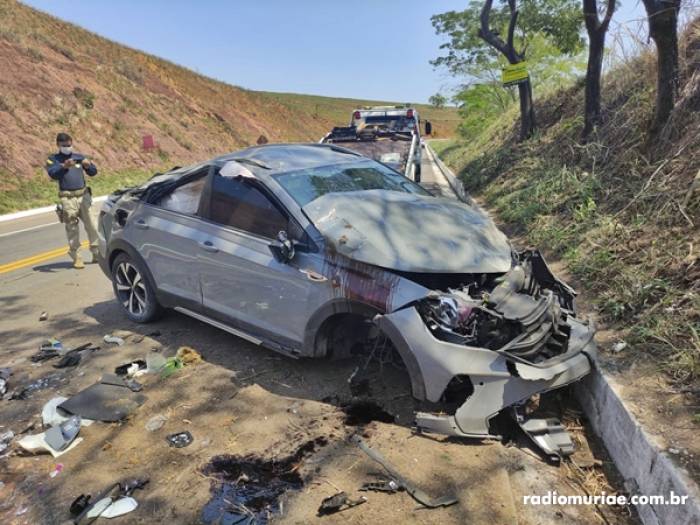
[601,0,616,32]
[478,0,509,57]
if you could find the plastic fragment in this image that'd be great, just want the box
[103,335,125,346]
[145,414,168,432]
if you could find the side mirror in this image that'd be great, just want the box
[425,121,433,136]
[269,230,295,263]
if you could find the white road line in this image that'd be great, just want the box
[0,221,60,238]
[0,195,108,223]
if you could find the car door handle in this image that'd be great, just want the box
[134,219,149,230]
[199,240,219,253]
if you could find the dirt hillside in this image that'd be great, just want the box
[0,0,457,201]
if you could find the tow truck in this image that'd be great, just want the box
[321,106,431,182]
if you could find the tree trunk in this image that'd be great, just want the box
[583,31,605,137]
[517,79,536,140]
[644,0,681,135]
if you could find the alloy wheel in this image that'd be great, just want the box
[114,261,147,316]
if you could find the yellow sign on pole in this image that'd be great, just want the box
[502,62,529,86]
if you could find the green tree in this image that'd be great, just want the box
[429,93,448,108]
[432,0,584,139]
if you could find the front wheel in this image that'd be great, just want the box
[111,252,162,323]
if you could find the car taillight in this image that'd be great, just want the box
[353,111,361,120]
[406,109,414,119]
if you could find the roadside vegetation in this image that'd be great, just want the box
[432,14,699,390]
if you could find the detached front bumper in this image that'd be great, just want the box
[376,306,596,438]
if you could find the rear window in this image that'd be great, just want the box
[274,159,429,207]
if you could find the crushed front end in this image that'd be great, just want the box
[376,250,597,460]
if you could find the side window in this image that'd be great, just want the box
[155,175,207,215]
[208,175,289,239]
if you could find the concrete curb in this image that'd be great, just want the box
[0,195,108,223]
[429,145,700,525]
[576,369,700,525]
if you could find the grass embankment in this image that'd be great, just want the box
[434,26,700,389]
[0,168,152,213]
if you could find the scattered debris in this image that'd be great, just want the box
[0,430,14,455]
[49,463,64,478]
[71,478,149,523]
[317,491,367,516]
[44,415,81,452]
[58,375,147,422]
[612,341,627,353]
[16,430,83,458]
[42,397,94,427]
[166,431,193,448]
[161,357,183,377]
[31,339,64,362]
[145,414,168,432]
[351,435,458,508]
[512,408,574,462]
[114,359,147,377]
[0,367,11,396]
[39,311,49,321]
[146,352,167,373]
[10,373,65,400]
[53,352,82,368]
[176,346,203,366]
[103,334,125,346]
[201,437,327,524]
[360,479,401,493]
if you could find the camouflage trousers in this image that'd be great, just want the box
[59,189,99,261]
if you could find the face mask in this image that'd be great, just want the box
[59,146,73,155]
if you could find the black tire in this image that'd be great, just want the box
[111,252,162,323]
[414,163,422,183]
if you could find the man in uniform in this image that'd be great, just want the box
[45,133,100,269]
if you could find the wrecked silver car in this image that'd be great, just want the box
[97,144,596,458]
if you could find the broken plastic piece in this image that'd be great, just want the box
[0,430,14,455]
[513,408,574,461]
[44,415,81,451]
[100,497,138,518]
[39,311,49,321]
[16,432,83,458]
[53,353,82,368]
[103,334,125,346]
[317,491,367,516]
[359,479,401,493]
[0,367,10,396]
[42,397,94,428]
[166,431,193,448]
[145,414,168,432]
[351,435,458,508]
[114,360,147,377]
[58,376,147,422]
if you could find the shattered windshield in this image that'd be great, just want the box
[274,159,430,206]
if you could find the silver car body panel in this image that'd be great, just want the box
[303,189,512,274]
[98,144,597,446]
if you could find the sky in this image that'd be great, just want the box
[23,0,649,104]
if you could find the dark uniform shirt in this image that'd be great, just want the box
[45,152,97,191]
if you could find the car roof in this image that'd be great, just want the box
[213,143,361,175]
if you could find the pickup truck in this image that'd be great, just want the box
[321,106,430,182]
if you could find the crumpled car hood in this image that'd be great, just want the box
[302,189,512,273]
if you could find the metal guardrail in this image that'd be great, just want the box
[424,144,473,205]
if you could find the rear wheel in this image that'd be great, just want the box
[111,252,162,323]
